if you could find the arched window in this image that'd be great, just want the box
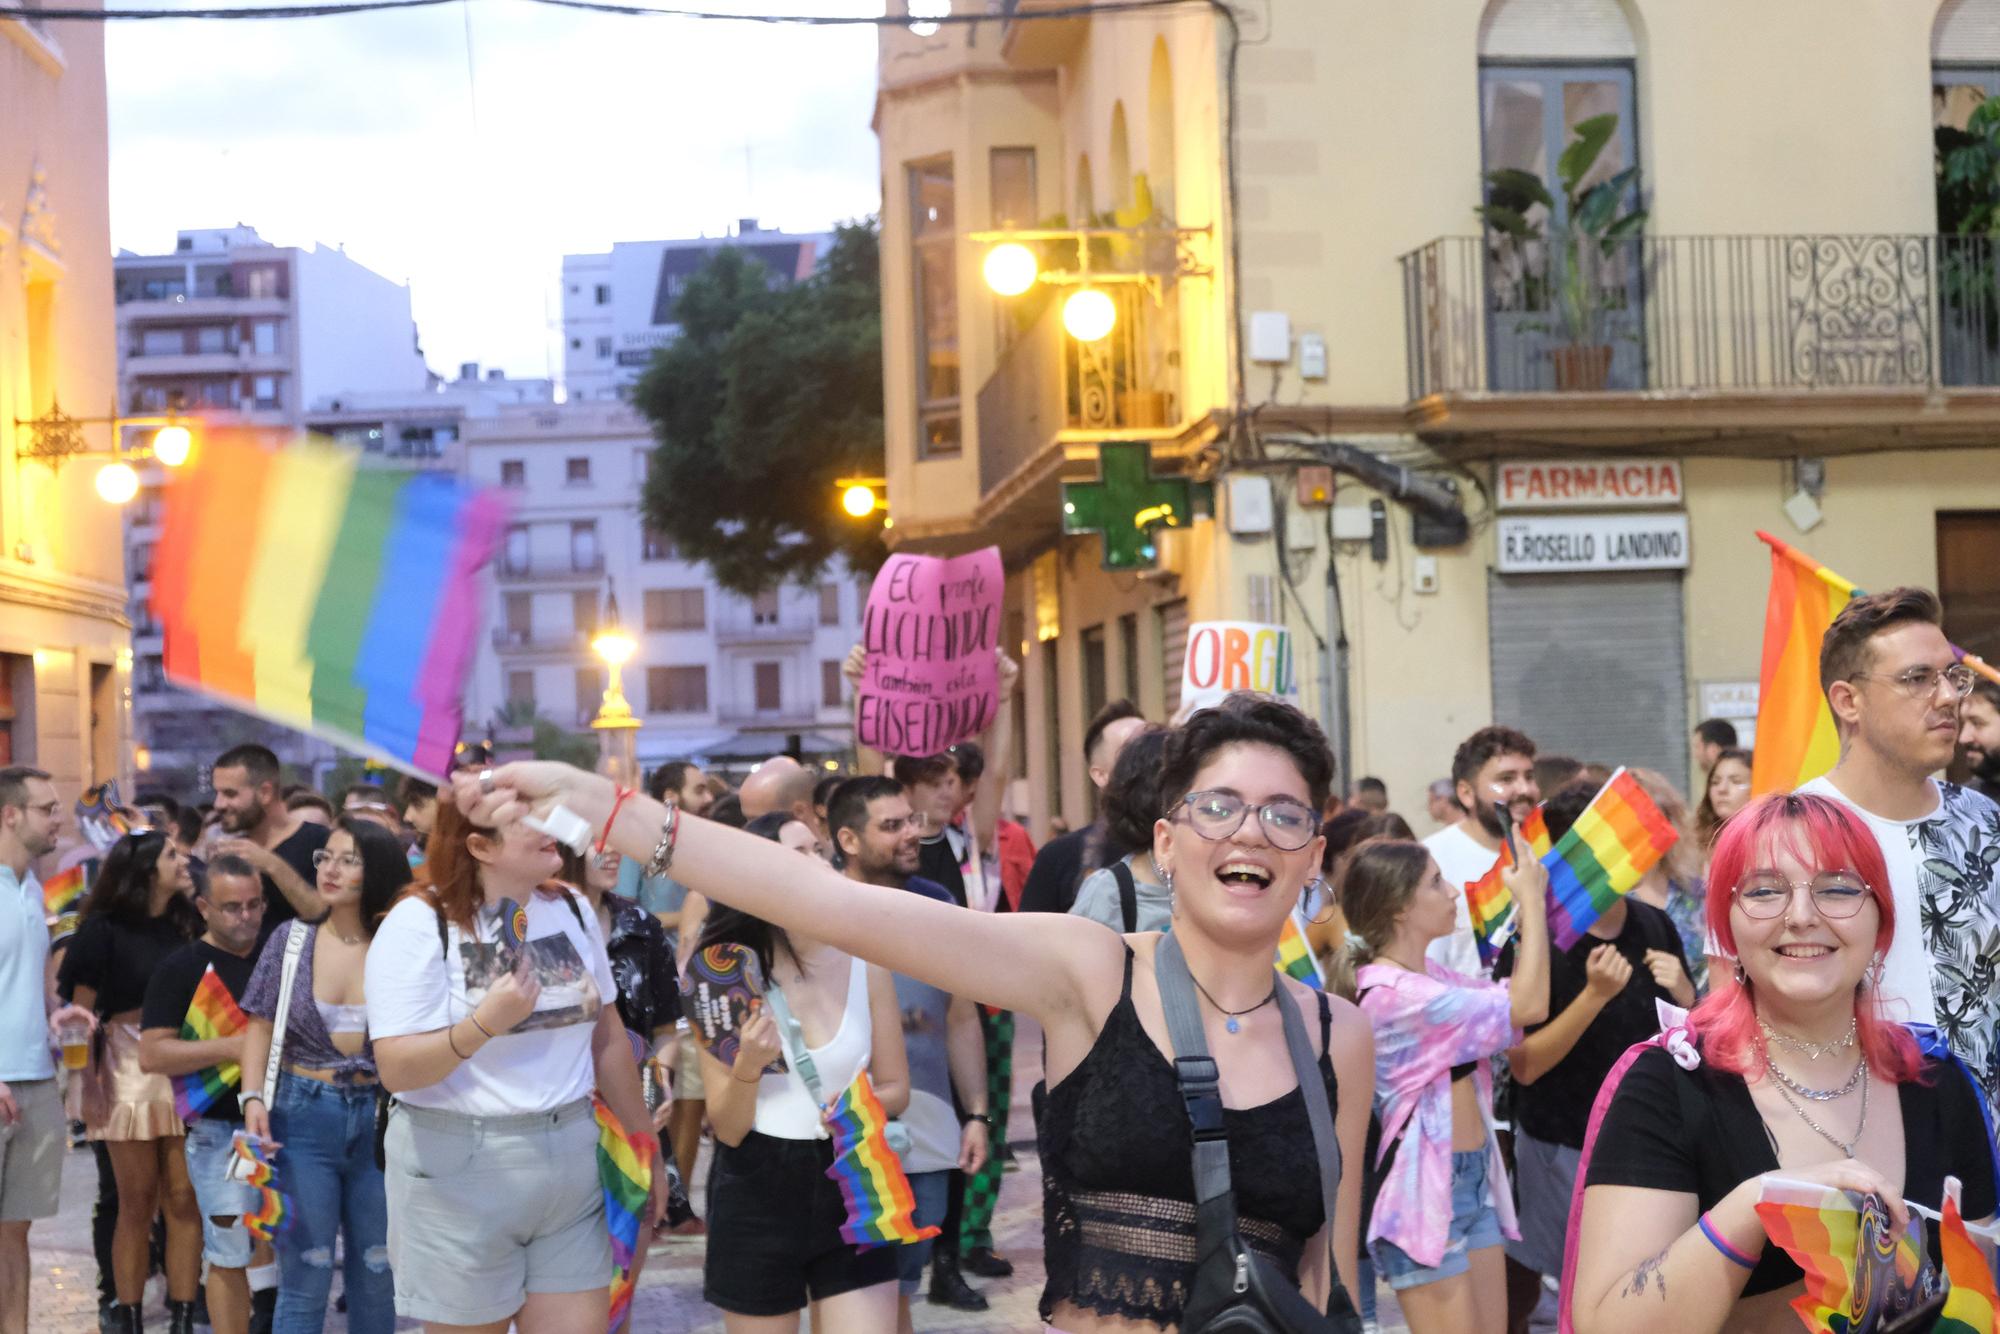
[1147,38,1176,216]
[1075,153,1095,223]
[1108,102,1132,213]
[1933,0,2000,384]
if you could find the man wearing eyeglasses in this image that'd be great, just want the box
[1801,586,2000,1111]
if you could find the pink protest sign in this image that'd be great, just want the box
[857,547,1002,757]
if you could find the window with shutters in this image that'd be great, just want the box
[644,588,705,632]
[642,528,674,561]
[1938,511,2000,663]
[504,593,532,640]
[818,582,841,626]
[1082,625,1108,724]
[648,666,708,714]
[822,659,844,709]
[755,662,782,711]
[500,460,525,488]
[566,456,591,485]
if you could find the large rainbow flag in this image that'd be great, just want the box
[1543,769,1678,951]
[822,1073,939,1250]
[1756,1177,1933,1333]
[1938,1185,2000,1333]
[1752,532,2000,797]
[591,1095,655,1333]
[1465,807,1550,965]
[151,430,508,778]
[171,965,248,1122]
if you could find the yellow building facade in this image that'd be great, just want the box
[1,13,133,795]
[874,0,2000,837]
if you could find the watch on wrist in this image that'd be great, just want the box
[966,1112,991,1125]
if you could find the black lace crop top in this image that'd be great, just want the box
[1037,946,1338,1327]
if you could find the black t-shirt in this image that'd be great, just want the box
[58,911,198,1015]
[262,822,330,926]
[1019,825,1104,915]
[1586,1044,1998,1296]
[918,835,966,908]
[141,940,259,1122]
[1495,898,1689,1148]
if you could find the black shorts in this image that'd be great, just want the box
[702,1130,900,1315]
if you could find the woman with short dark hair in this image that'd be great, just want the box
[239,817,410,1333]
[1066,726,1174,934]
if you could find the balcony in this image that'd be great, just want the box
[494,555,606,586]
[490,628,590,657]
[996,0,1085,65]
[712,616,818,647]
[117,292,286,321]
[1398,234,2000,453]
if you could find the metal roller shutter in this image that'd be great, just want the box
[1158,598,1188,717]
[1936,0,2000,62]
[1487,571,1689,785]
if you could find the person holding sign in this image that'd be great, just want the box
[1564,792,1999,1334]
[59,829,204,1334]
[450,690,1376,1332]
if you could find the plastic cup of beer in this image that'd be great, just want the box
[59,1019,88,1071]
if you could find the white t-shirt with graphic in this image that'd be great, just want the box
[1424,821,1502,978]
[1799,775,2000,1107]
[367,889,614,1117]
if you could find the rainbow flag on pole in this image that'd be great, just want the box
[151,430,508,779]
[1274,910,1323,988]
[1752,532,2000,797]
[1465,806,1551,966]
[1543,769,1678,950]
[591,1095,655,1333]
[822,1073,939,1250]
[171,965,247,1122]
[42,861,90,924]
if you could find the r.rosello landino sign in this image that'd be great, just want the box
[1496,513,1690,574]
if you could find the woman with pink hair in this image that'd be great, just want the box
[1563,792,1997,1333]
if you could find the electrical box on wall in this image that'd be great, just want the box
[1413,555,1439,595]
[1298,332,1328,381]
[1295,465,1333,507]
[1226,474,1275,535]
[1249,311,1292,364]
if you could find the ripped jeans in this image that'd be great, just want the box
[268,1071,394,1334]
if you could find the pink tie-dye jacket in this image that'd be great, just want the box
[1356,960,1522,1267]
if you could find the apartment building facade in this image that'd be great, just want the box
[876,0,2000,836]
[0,12,132,798]
[461,403,863,770]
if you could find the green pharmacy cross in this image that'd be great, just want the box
[1062,441,1202,570]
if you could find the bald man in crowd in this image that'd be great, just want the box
[737,755,824,843]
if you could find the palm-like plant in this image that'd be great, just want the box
[1478,113,1649,345]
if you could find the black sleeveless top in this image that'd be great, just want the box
[1038,946,1339,1326]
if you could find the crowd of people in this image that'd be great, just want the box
[0,581,1996,1334]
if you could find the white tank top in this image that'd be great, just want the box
[754,956,872,1141]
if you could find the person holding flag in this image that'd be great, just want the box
[1424,728,1543,978]
[1343,834,1550,1334]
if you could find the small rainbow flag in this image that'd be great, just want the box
[592,1095,655,1333]
[42,861,90,923]
[1543,769,1678,950]
[151,429,508,779]
[1756,1176,1931,1333]
[1938,1183,2000,1334]
[1274,910,1323,989]
[171,966,247,1122]
[1465,806,1551,966]
[230,1131,291,1239]
[73,783,134,853]
[822,1073,939,1250]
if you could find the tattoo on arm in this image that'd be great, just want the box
[1621,1249,1669,1301]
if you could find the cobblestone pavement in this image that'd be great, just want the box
[30,1019,1408,1331]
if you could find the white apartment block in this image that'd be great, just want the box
[560,219,830,401]
[461,402,862,769]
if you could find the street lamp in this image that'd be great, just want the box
[981,242,1039,297]
[94,462,140,505]
[12,403,197,504]
[835,476,888,522]
[972,224,1213,343]
[589,585,641,787]
[1062,289,1118,342]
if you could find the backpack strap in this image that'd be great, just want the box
[1111,859,1139,934]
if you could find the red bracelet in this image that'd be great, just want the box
[597,787,635,855]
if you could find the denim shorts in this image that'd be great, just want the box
[383,1099,610,1326]
[1370,1149,1505,1290]
[184,1117,259,1269]
[896,1169,951,1295]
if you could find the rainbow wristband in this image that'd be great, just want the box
[1698,1212,1757,1269]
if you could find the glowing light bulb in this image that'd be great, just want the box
[1063,289,1117,342]
[95,462,140,505]
[842,484,878,518]
[152,425,192,467]
[982,243,1039,297]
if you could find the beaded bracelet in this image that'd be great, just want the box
[1698,1212,1757,1269]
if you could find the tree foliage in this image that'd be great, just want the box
[633,220,886,594]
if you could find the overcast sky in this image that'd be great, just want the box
[105,0,886,385]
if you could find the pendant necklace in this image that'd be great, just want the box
[1187,971,1280,1034]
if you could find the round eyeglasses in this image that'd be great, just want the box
[1732,872,1872,919]
[1173,790,1321,851]
[1848,662,1977,700]
[311,850,366,872]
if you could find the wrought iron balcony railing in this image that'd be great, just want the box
[1399,234,2000,399]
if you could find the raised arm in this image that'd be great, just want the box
[453,764,1127,1053]
[843,645,887,777]
[967,654,1020,849]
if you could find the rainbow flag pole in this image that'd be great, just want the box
[821,1073,939,1250]
[171,966,247,1122]
[1752,531,2000,797]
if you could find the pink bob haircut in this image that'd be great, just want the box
[1691,791,1922,1084]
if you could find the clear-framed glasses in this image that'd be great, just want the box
[1732,871,1872,919]
[1849,662,1976,700]
[311,850,366,872]
[1174,790,1321,852]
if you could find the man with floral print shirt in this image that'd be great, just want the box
[1800,586,2000,1109]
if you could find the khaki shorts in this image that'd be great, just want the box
[0,1078,62,1222]
[674,1024,706,1101]
[384,1099,610,1326]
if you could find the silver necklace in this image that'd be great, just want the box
[1760,1018,1856,1061]
[1770,1058,1869,1157]
[1763,1050,1866,1103]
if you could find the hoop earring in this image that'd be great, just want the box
[1732,958,1747,987]
[1304,878,1336,926]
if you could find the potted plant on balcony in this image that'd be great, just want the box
[1478,113,1648,391]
